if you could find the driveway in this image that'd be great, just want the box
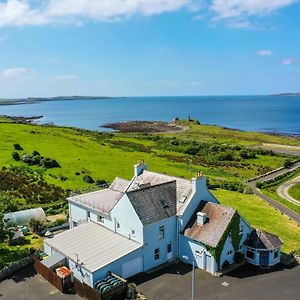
[277,175,300,206]
[132,262,300,300]
[0,265,81,300]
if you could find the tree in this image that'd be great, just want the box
[284,159,293,169]
[12,151,20,161]
[13,143,23,150]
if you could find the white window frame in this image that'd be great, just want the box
[154,248,160,260]
[159,226,165,239]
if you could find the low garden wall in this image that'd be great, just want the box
[0,254,35,281]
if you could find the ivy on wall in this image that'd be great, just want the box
[205,213,242,268]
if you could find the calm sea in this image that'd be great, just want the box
[1,96,300,134]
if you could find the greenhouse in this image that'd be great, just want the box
[4,207,46,226]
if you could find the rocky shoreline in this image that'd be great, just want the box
[101,121,187,133]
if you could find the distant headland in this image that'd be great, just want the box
[0,96,122,106]
[272,93,300,97]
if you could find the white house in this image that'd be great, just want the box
[43,161,283,288]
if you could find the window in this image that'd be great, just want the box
[227,250,233,256]
[159,226,165,239]
[195,250,202,256]
[167,243,172,253]
[274,250,279,259]
[154,248,160,260]
[239,225,243,235]
[87,211,90,218]
[131,229,135,235]
[117,222,120,228]
[246,249,254,259]
[97,215,104,223]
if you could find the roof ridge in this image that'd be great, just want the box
[126,179,177,194]
[144,170,190,183]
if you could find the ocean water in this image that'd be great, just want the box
[1,96,300,134]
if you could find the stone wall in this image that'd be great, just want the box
[0,255,34,281]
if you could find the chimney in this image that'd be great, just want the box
[134,160,147,177]
[191,172,207,193]
[197,212,207,225]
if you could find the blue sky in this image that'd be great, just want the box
[0,0,299,97]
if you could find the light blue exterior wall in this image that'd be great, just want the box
[44,242,53,256]
[111,195,143,244]
[219,216,253,268]
[179,177,219,232]
[92,247,144,284]
[243,246,281,266]
[143,216,178,271]
[179,235,218,273]
[68,259,93,286]
[69,202,87,227]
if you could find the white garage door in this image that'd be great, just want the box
[122,257,143,278]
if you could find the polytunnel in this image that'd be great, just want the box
[4,207,46,226]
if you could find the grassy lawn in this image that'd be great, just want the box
[0,233,43,268]
[212,189,300,253]
[289,183,300,201]
[260,169,300,215]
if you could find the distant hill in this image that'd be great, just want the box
[272,93,300,97]
[0,96,121,106]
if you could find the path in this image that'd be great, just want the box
[277,175,300,206]
[247,161,300,224]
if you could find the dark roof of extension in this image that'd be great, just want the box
[244,229,283,250]
[126,180,177,225]
[184,201,236,247]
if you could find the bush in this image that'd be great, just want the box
[218,153,234,161]
[222,260,230,270]
[29,219,46,234]
[240,149,256,159]
[95,179,107,186]
[256,181,263,189]
[32,150,40,156]
[284,159,293,168]
[83,175,94,184]
[13,143,23,150]
[12,151,20,161]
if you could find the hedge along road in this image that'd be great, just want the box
[247,161,300,225]
[277,175,300,206]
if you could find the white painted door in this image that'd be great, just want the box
[206,254,212,273]
[122,257,143,278]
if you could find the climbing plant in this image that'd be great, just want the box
[205,213,242,268]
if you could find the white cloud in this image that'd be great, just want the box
[0,0,297,28]
[257,50,273,56]
[281,58,296,65]
[1,67,32,79]
[55,74,77,80]
[210,0,296,19]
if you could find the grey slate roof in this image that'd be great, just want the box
[126,170,193,213]
[184,201,236,247]
[244,229,283,250]
[126,180,177,225]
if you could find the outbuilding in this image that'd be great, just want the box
[243,229,283,267]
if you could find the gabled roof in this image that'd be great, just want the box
[67,189,123,215]
[45,222,142,273]
[126,180,177,225]
[126,170,193,213]
[184,201,236,247]
[244,229,283,250]
[110,177,130,192]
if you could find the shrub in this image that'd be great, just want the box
[32,150,40,156]
[83,175,94,184]
[12,151,20,161]
[284,159,293,168]
[13,143,23,150]
[218,153,234,161]
[222,260,230,270]
[256,181,263,189]
[240,150,256,159]
[96,179,107,186]
[75,171,80,176]
[29,219,46,234]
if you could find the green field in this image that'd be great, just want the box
[213,189,300,253]
[289,183,300,201]
[0,118,300,256]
